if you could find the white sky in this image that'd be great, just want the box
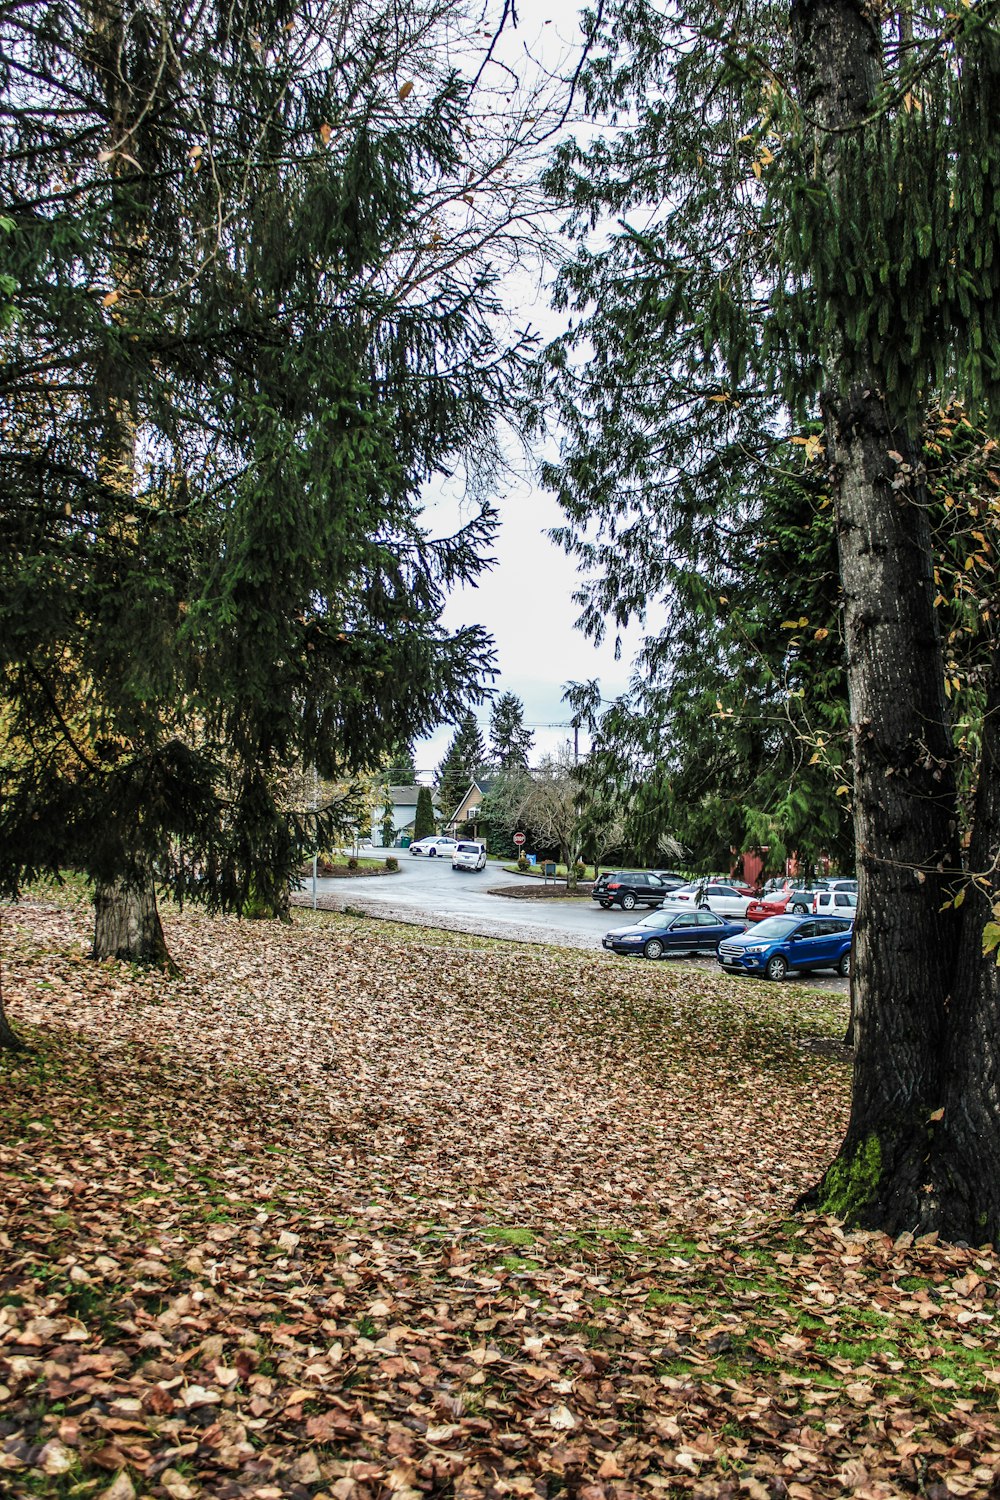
[411,2,649,780]
[414,473,642,779]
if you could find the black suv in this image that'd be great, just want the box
[592,870,672,911]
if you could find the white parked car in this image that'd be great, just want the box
[812,888,857,916]
[452,840,487,872]
[661,881,755,918]
[409,835,459,857]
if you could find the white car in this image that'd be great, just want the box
[661,881,755,918]
[452,840,487,872]
[409,835,459,857]
[812,888,857,916]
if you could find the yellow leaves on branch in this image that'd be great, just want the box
[751,144,774,180]
[398,81,414,100]
[789,433,824,462]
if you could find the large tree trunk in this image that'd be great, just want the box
[815,399,962,1229]
[93,868,174,969]
[791,0,980,1234]
[930,656,1000,1244]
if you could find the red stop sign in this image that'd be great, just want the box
[513,832,526,846]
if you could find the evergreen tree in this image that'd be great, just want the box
[413,785,435,842]
[567,444,853,875]
[542,0,1000,1242]
[436,712,488,814]
[0,0,535,978]
[384,742,419,786]
[489,691,534,769]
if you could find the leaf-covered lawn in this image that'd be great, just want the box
[2,889,999,1499]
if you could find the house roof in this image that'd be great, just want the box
[445,777,498,821]
[386,785,426,803]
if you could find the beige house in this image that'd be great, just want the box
[444,777,496,839]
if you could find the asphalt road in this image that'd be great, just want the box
[300,855,849,992]
[308,854,603,940]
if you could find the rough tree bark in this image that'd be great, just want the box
[933,660,1000,1243]
[93,866,174,970]
[792,0,1000,1240]
[83,2,179,970]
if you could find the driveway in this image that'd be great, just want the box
[295,856,849,992]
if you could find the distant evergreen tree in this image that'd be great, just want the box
[413,786,435,842]
[489,692,534,770]
[385,742,419,785]
[436,713,488,814]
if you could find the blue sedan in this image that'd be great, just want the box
[717,914,854,981]
[603,908,747,959]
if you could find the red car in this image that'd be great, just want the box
[745,884,793,922]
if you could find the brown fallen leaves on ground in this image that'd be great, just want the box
[1,887,999,1500]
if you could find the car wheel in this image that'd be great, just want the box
[620,893,637,910]
[428,847,437,857]
[697,900,710,911]
[791,901,808,914]
[599,900,612,909]
[765,953,788,982]
[643,938,664,960]
[838,951,851,977]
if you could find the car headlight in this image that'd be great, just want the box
[743,945,767,954]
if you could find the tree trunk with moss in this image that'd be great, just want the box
[793,0,1000,1242]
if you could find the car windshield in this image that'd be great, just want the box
[636,911,669,928]
[747,916,801,939]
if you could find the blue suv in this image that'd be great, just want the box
[717,914,853,981]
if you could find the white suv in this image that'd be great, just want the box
[813,888,857,916]
[452,840,487,872]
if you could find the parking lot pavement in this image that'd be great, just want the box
[291,856,849,992]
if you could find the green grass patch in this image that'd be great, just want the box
[497,1254,542,1273]
[482,1225,535,1247]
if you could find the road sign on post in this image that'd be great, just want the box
[513,832,525,847]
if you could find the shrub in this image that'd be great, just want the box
[347,856,358,871]
[517,854,529,872]
[384,856,398,872]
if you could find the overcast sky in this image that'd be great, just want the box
[410,3,650,780]
[414,470,643,779]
